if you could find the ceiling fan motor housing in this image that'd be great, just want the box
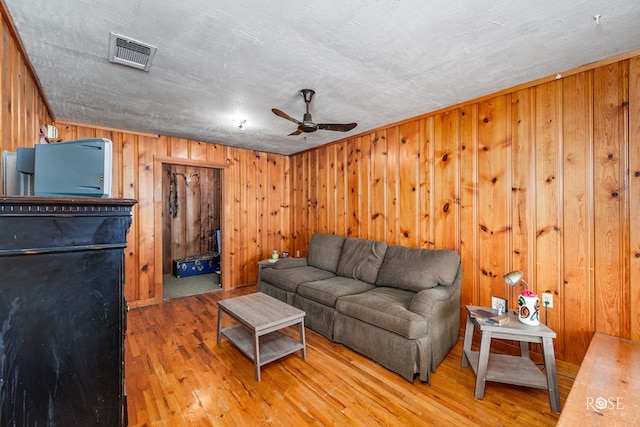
[300,112,318,132]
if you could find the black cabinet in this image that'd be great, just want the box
[0,197,136,426]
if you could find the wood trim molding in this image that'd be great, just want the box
[153,156,231,303]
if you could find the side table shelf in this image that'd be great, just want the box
[221,324,305,366]
[463,350,548,389]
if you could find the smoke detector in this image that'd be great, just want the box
[108,32,157,72]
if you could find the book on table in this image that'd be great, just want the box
[469,308,495,319]
[486,315,509,325]
[470,308,510,325]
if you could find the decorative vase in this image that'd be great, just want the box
[518,294,540,326]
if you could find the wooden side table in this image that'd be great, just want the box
[461,305,561,413]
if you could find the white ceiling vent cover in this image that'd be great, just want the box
[108,32,157,72]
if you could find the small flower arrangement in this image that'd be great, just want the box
[520,288,537,297]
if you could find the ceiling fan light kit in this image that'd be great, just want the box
[272,89,357,136]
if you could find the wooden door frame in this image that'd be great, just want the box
[153,156,230,303]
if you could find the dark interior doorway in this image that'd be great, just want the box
[161,164,222,300]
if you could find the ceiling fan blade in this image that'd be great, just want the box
[288,129,302,136]
[272,108,301,125]
[317,123,357,132]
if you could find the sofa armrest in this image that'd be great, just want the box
[409,264,462,318]
[273,257,308,269]
[409,286,458,318]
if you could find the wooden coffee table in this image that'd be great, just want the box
[216,292,306,381]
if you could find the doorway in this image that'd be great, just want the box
[161,163,222,300]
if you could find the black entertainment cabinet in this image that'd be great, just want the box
[0,197,136,426]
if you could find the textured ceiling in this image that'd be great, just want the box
[4,0,640,155]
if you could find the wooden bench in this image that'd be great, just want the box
[557,333,640,425]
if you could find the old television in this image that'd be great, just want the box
[2,138,112,198]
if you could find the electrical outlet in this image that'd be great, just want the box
[542,293,553,308]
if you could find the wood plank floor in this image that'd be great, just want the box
[125,286,575,426]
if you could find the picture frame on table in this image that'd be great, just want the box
[491,296,508,314]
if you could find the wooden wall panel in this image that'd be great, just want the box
[630,57,640,341]
[346,137,361,237]
[593,63,628,337]
[386,127,399,244]
[418,117,434,248]
[290,52,640,365]
[534,81,563,354]
[121,133,140,302]
[459,105,478,327]
[291,152,307,253]
[509,89,535,316]
[371,131,387,241]
[335,142,347,238]
[137,135,156,302]
[0,12,51,174]
[398,121,420,247]
[477,97,509,307]
[433,111,459,251]
[562,72,595,363]
[254,151,267,271]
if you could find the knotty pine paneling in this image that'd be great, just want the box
[433,111,460,251]
[290,52,640,365]
[0,13,51,163]
[53,122,290,306]
[593,63,628,338]
[398,121,420,247]
[477,97,509,305]
[459,105,480,310]
[562,72,595,363]
[509,89,536,328]
[4,0,640,365]
[630,57,640,342]
[534,81,563,354]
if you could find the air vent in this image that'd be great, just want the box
[108,32,157,72]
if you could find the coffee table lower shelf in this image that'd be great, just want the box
[221,324,305,366]
[464,350,548,389]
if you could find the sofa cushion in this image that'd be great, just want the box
[260,266,336,293]
[297,276,376,307]
[307,233,346,273]
[335,287,428,339]
[375,247,460,292]
[336,238,387,284]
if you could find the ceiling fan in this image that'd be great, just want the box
[272,89,357,136]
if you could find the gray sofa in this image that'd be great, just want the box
[257,233,462,382]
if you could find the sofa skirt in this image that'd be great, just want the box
[333,311,429,382]
[257,281,295,305]
[292,294,336,341]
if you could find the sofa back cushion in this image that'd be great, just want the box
[375,246,460,292]
[307,233,346,273]
[336,238,387,284]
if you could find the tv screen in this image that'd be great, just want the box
[4,138,113,198]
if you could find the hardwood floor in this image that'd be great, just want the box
[125,286,574,426]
